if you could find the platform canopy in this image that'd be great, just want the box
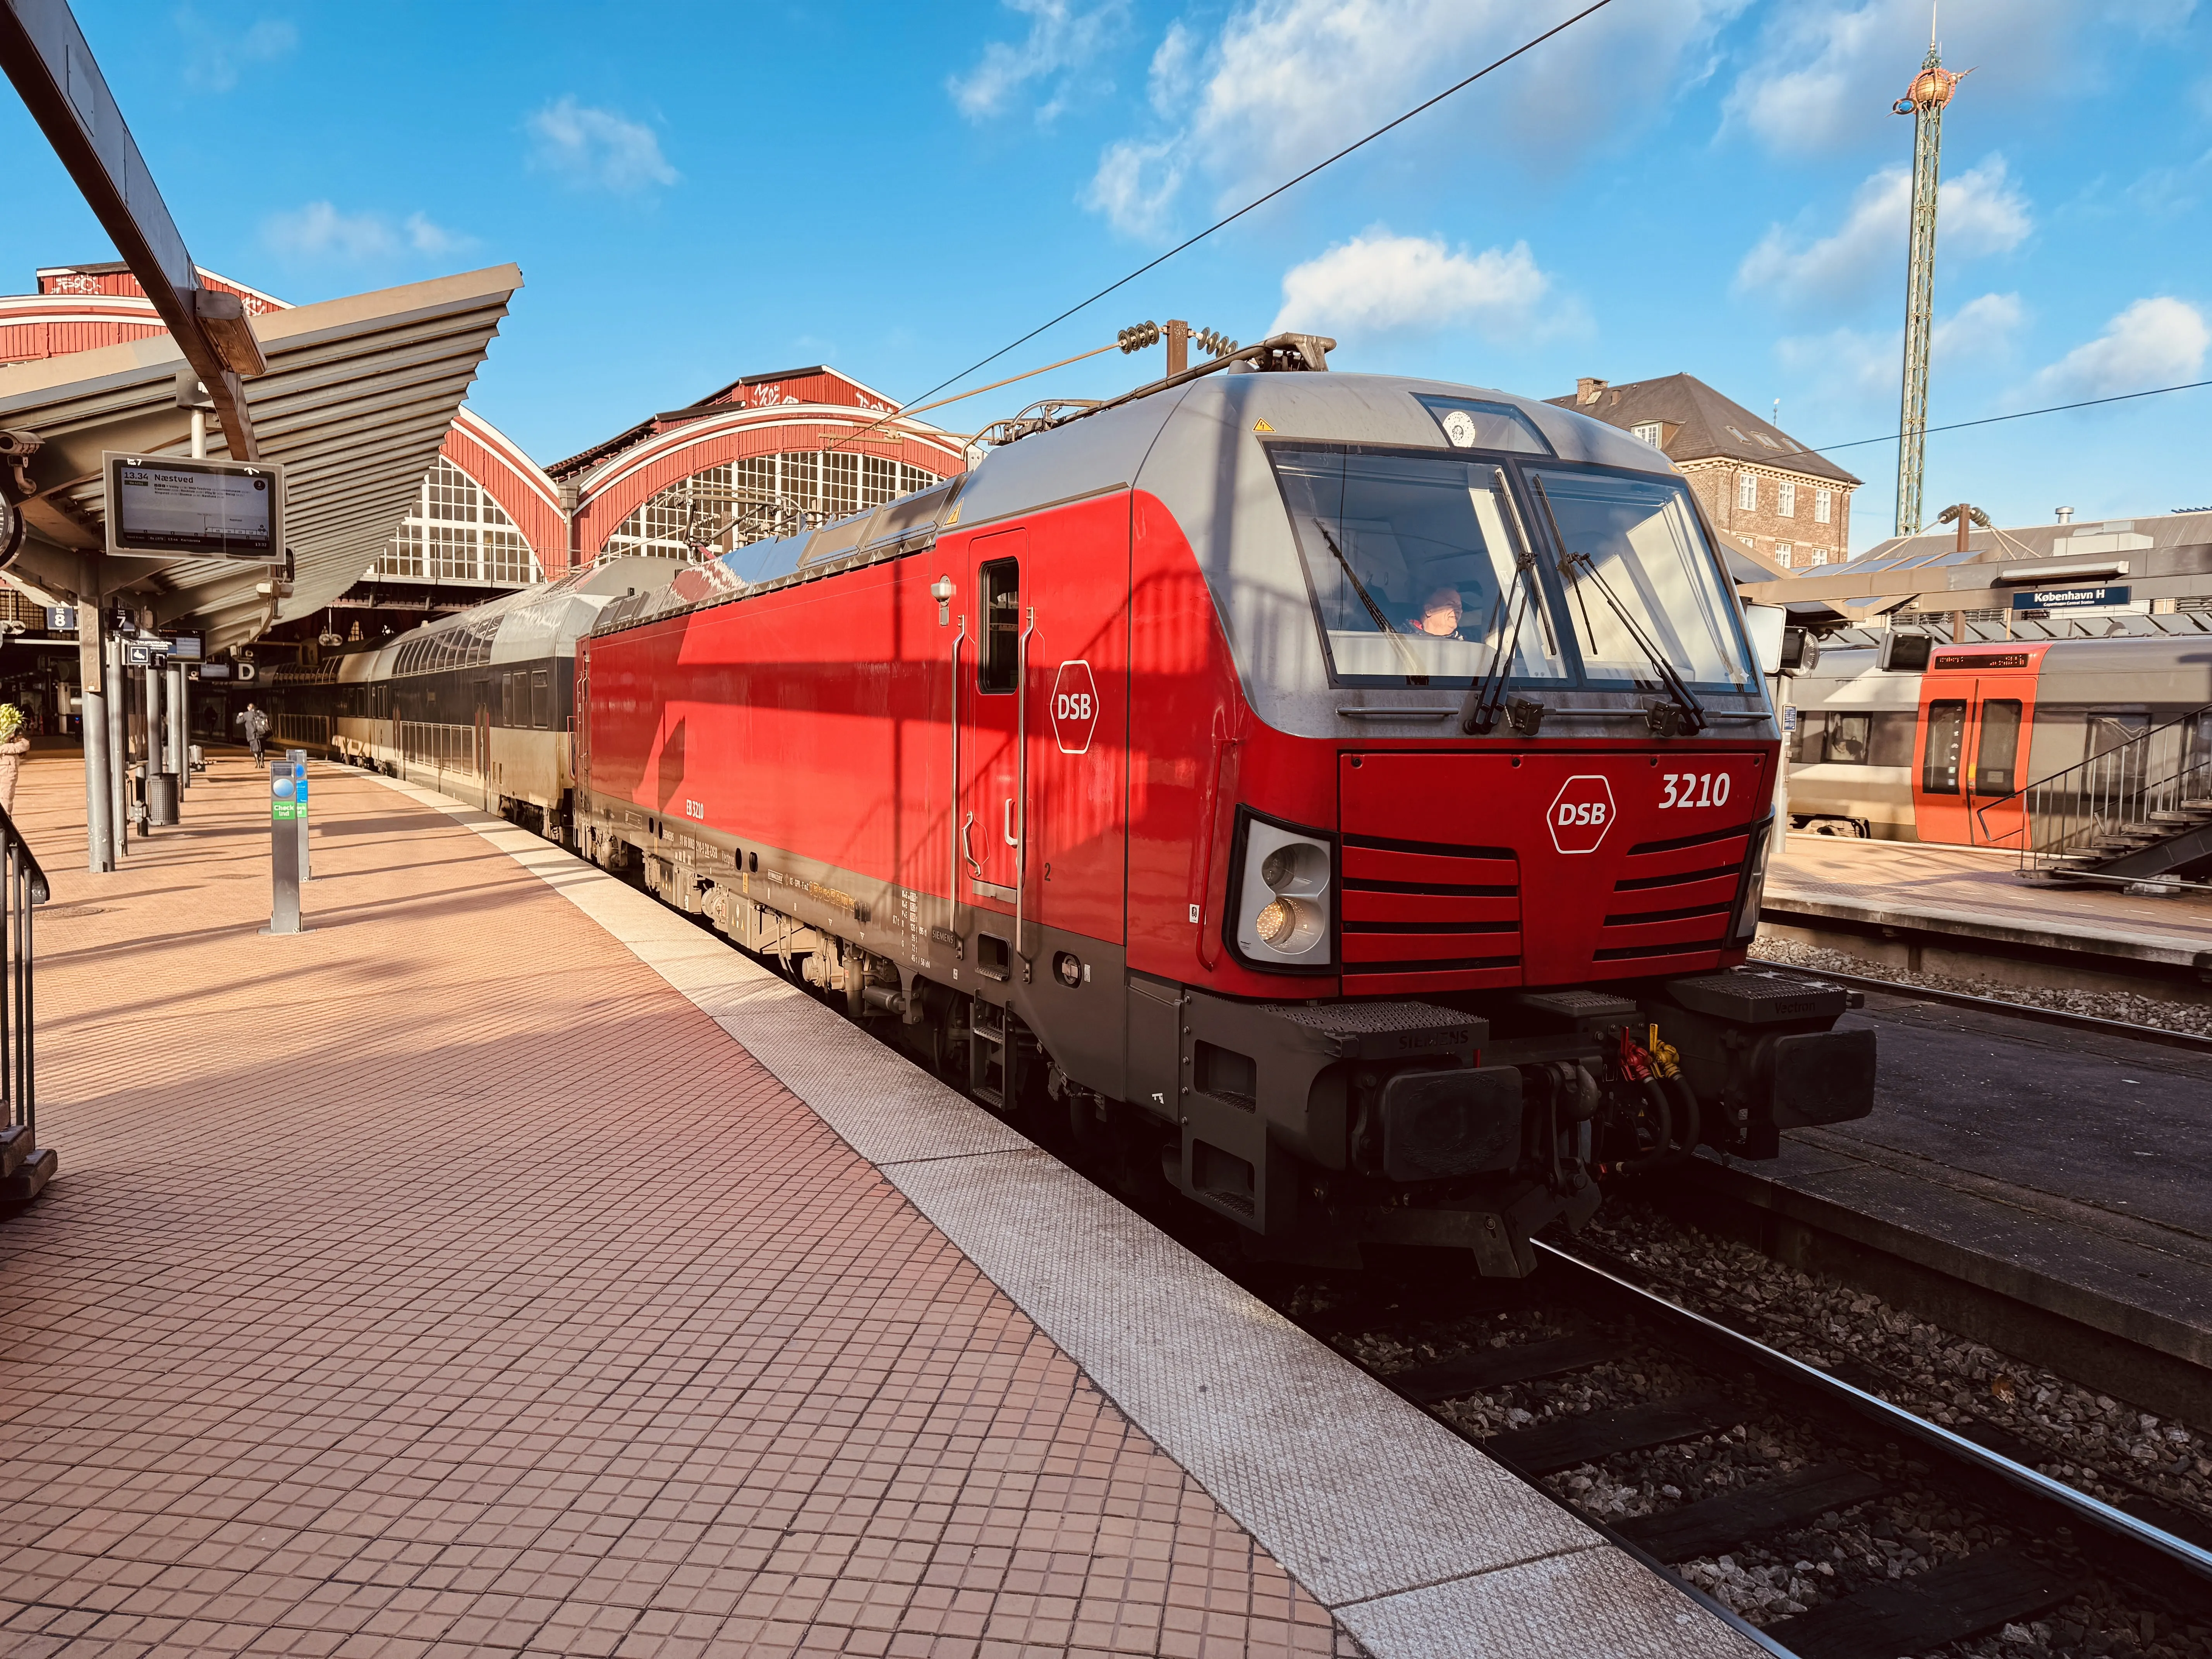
[0,263,522,652]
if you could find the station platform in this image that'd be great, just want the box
[1687,983,2212,1423]
[1763,832,2212,1000]
[0,751,1756,1659]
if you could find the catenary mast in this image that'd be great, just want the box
[1892,15,1968,538]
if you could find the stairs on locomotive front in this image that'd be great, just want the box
[2003,701,2212,888]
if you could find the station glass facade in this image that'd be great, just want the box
[601,452,944,560]
[378,458,544,587]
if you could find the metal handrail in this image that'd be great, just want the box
[1978,701,2212,885]
[0,800,49,1155]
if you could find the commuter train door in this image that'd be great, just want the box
[1913,652,2038,846]
[960,530,1026,922]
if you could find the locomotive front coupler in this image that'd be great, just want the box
[1639,969,1875,1158]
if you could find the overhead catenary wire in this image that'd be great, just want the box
[823,341,1122,454]
[1805,377,2212,458]
[836,0,1618,454]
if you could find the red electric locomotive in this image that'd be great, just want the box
[576,335,1874,1274]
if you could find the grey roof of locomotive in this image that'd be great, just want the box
[587,369,1767,738]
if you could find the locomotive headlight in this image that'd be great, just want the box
[1234,815,1334,968]
[1731,816,1776,944]
[1255,895,1325,952]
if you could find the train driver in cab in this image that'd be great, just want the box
[1414,585,1467,639]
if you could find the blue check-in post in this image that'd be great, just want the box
[288,748,310,881]
[266,762,302,935]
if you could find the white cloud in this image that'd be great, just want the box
[1084,137,1185,239]
[1777,325,1896,404]
[526,97,677,194]
[1932,291,2025,363]
[262,202,468,263]
[1773,292,2025,408]
[948,0,1128,123]
[179,12,297,93]
[1722,0,2189,156]
[2029,297,2211,400]
[1271,229,1550,339]
[1088,0,1740,237]
[1736,156,2030,308]
[402,213,465,255]
[1147,20,1197,117]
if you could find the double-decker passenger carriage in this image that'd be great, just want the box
[261,557,682,835]
[584,339,1874,1272]
[1787,636,2212,854]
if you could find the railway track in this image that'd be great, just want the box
[1309,1240,2212,1658]
[1759,960,2212,1054]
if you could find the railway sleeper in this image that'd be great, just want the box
[1772,1547,2086,1659]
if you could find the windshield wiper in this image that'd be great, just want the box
[1314,519,1426,683]
[1530,476,1707,736]
[1460,482,1545,735]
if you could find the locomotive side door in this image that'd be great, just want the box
[574,648,591,803]
[961,531,1027,943]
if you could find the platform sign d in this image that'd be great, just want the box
[1547,774,1616,855]
[1051,660,1099,755]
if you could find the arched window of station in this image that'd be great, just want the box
[602,452,946,560]
[379,457,545,586]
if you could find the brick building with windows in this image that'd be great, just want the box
[1548,374,1860,570]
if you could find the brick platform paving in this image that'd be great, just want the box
[0,750,1346,1658]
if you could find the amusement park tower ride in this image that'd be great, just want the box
[1892,23,1970,537]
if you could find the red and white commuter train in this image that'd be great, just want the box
[1788,635,2212,847]
[285,338,1876,1273]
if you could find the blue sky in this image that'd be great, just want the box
[9,0,2211,550]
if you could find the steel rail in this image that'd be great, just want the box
[1759,958,2212,1055]
[1537,1240,2212,1612]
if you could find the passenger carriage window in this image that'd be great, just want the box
[1271,448,1566,687]
[1792,710,1826,763]
[1922,701,1966,795]
[531,670,551,730]
[1868,712,1918,768]
[1973,700,2022,796]
[1825,714,1869,765]
[979,559,1021,693]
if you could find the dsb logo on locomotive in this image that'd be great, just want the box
[1051,660,1099,755]
[1547,775,1616,855]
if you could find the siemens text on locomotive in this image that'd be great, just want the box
[271,337,1877,1275]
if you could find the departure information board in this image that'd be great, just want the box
[105,454,283,560]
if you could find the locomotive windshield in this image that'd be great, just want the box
[1271,445,1753,693]
[1273,449,1567,687]
[1529,468,1755,692]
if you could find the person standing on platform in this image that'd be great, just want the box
[0,704,25,818]
[237,701,270,763]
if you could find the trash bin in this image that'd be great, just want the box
[147,771,179,826]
